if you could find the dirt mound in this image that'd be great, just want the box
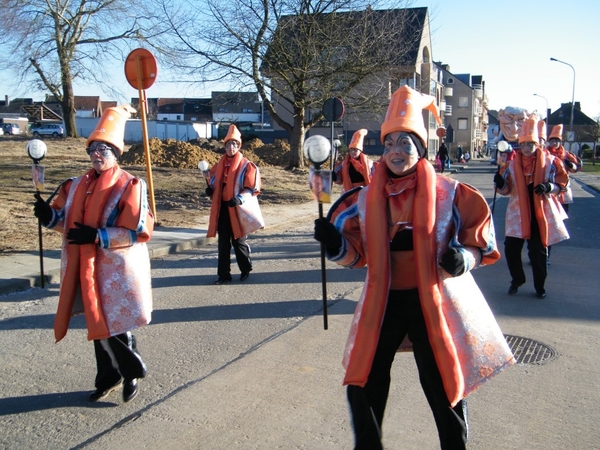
[120,137,292,169]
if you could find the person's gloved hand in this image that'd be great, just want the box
[439,247,465,277]
[314,217,342,254]
[205,186,214,198]
[564,159,575,170]
[33,193,52,225]
[493,171,505,189]
[227,196,243,207]
[67,222,98,245]
[534,182,553,195]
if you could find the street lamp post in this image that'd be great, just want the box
[550,57,576,138]
[533,93,550,125]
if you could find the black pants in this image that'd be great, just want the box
[93,332,146,390]
[504,223,547,294]
[347,289,467,450]
[217,201,252,278]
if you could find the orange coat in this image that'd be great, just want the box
[47,167,154,342]
[328,160,512,406]
[207,152,261,239]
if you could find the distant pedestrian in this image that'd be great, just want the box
[494,115,569,299]
[205,124,263,284]
[332,129,376,192]
[437,142,449,173]
[457,145,463,162]
[32,105,154,403]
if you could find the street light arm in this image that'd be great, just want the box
[550,57,576,133]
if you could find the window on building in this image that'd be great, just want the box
[242,108,254,113]
[458,97,469,108]
[218,107,229,113]
[447,77,454,84]
[458,118,468,130]
[176,115,181,120]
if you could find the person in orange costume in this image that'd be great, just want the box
[494,116,569,298]
[546,124,582,213]
[205,124,262,284]
[332,129,376,192]
[33,105,154,403]
[314,86,513,450]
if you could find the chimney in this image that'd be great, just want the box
[5,95,8,105]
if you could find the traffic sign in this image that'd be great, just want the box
[124,48,158,90]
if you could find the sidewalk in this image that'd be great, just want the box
[0,199,325,296]
[1,166,598,296]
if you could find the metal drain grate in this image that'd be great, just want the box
[504,335,557,365]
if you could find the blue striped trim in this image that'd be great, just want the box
[98,228,109,248]
[47,209,60,229]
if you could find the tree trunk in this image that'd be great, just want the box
[287,108,306,169]
[61,68,78,138]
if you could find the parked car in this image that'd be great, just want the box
[2,123,21,135]
[30,123,65,138]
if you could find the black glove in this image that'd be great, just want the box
[33,193,52,225]
[314,217,342,254]
[227,196,243,207]
[534,182,553,195]
[439,247,466,277]
[493,171,505,190]
[205,186,214,198]
[331,170,338,182]
[564,159,575,170]
[67,222,98,245]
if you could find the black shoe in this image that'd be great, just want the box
[214,277,232,285]
[123,379,139,403]
[89,380,122,402]
[508,284,519,295]
[536,290,546,299]
[240,272,250,281]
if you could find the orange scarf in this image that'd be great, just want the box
[342,153,371,191]
[344,158,465,406]
[512,150,550,246]
[547,144,565,160]
[207,152,244,238]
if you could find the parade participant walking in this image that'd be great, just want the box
[314,85,514,450]
[332,129,376,192]
[494,116,569,298]
[32,105,154,403]
[546,124,582,213]
[205,124,263,284]
[437,142,449,173]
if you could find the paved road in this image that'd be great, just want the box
[1,159,599,449]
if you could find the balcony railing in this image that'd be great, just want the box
[473,84,483,99]
[445,105,452,116]
[444,87,453,97]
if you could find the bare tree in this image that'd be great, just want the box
[0,0,167,137]
[159,0,419,168]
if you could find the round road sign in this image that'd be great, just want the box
[124,48,158,90]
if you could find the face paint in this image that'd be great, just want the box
[383,132,419,176]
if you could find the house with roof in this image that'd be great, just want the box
[547,102,598,155]
[263,7,446,158]
[436,64,489,159]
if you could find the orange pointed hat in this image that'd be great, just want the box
[537,120,547,142]
[380,85,442,146]
[549,124,563,141]
[518,114,539,144]
[224,124,242,146]
[349,129,368,151]
[86,104,136,157]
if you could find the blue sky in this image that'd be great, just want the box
[417,0,600,118]
[3,0,600,120]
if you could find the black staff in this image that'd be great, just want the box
[304,136,332,330]
[27,140,48,288]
